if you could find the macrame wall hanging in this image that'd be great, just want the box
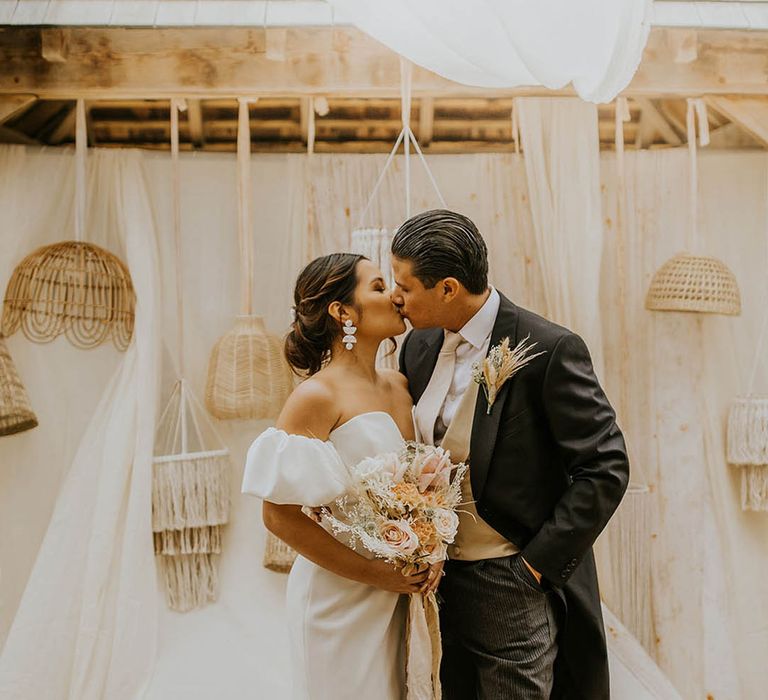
[727,176,768,511]
[153,100,232,611]
[0,335,37,437]
[1,100,135,350]
[646,99,741,315]
[205,98,294,421]
[351,58,447,369]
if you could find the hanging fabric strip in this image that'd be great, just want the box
[308,97,316,156]
[74,99,87,242]
[614,96,630,419]
[401,57,412,219]
[237,97,256,316]
[171,97,186,380]
[746,157,768,395]
[511,104,520,154]
[685,98,709,251]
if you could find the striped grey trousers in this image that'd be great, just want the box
[439,553,560,700]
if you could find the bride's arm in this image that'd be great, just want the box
[263,378,430,594]
[263,502,428,593]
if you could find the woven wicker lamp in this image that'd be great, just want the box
[0,335,38,436]
[205,98,293,421]
[645,99,741,315]
[1,100,135,350]
[153,101,232,611]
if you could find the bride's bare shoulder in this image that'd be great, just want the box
[276,375,340,439]
[378,368,409,391]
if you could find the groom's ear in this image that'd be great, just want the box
[440,278,461,303]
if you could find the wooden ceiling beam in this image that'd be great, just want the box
[0,94,37,125]
[705,96,768,148]
[634,98,683,146]
[3,27,768,98]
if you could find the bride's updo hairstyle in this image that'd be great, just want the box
[286,253,367,376]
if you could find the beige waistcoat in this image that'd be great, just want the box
[439,380,518,561]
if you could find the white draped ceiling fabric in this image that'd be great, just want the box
[2,140,768,698]
[326,0,653,103]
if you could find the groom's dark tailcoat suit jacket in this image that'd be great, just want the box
[399,292,630,699]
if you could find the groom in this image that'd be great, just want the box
[392,210,629,699]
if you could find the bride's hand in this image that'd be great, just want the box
[421,560,444,595]
[366,559,431,594]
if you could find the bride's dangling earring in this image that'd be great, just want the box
[342,319,357,351]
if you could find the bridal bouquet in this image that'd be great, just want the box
[321,442,467,700]
[321,441,468,574]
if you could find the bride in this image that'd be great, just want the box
[242,253,441,699]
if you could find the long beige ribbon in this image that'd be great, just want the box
[405,591,442,700]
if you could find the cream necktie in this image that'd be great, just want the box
[415,331,463,445]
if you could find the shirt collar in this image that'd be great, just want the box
[457,287,500,350]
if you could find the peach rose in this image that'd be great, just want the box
[378,519,420,555]
[417,448,453,493]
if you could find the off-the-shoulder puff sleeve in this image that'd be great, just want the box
[241,427,352,506]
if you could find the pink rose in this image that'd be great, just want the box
[378,519,420,555]
[417,448,453,493]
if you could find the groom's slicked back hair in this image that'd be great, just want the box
[391,209,488,294]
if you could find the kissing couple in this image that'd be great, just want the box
[243,209,629,699]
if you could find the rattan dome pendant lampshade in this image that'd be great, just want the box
[645,253,741,315]
[0,335,38,436]
[1,241,135,349]
[205,98,293,421]
[645,99,741,316]
[1,100,135,350]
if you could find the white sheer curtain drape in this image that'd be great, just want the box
[327,0,652,103]
[515,97,605,374]
[0,149,161,700]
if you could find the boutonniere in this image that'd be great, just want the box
[472,335,545,414]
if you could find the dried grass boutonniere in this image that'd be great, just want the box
[472,335,545,414]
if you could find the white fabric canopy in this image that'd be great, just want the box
[326,0,653,103]
[0,149,161,699]
[2,145,767,699]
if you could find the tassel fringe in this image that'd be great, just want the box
[158,553,219,612]
[152,455,230,530]
[154,525,222,555]
[740,464,768,511]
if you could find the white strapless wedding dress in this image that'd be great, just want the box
[242,412,408,700]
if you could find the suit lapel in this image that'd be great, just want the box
[407,328,444,405]
[468,293,519,499]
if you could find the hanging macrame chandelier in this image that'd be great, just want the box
[205,98,294,421]
[1,100,136,350]
[726,175,768,512]
[153,100,232,611]
[645,99,741,315]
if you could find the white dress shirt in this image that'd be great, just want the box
[434,287,500,443]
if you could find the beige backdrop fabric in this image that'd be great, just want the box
[1,146,766,699]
